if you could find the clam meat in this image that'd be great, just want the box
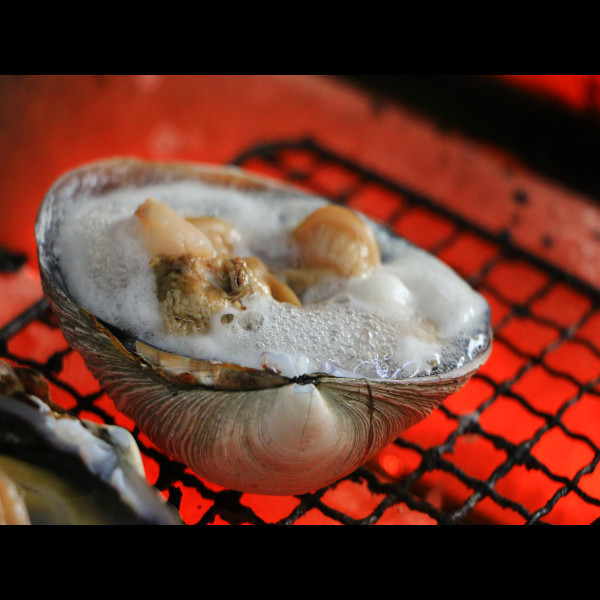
[35,158,492,495]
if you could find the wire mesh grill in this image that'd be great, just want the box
[2,138,600,525]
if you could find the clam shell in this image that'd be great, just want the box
[0,360,180,524]
[35,158,492,496]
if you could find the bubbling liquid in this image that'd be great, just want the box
[54,180,491,380]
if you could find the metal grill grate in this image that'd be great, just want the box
[2,138,600,525]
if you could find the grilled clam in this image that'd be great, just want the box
[35,158,492,496]
[0,360,180,524]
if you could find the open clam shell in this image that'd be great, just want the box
[0,360,180,524]
[35,158,492,496]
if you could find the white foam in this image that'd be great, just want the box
[54,180,490,380]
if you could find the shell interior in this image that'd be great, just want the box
[37,158,492,385]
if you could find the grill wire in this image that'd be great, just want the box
[2,137,600,525]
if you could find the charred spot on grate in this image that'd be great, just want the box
[3,139,600,525]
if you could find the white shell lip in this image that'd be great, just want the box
[34,157,493,496]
